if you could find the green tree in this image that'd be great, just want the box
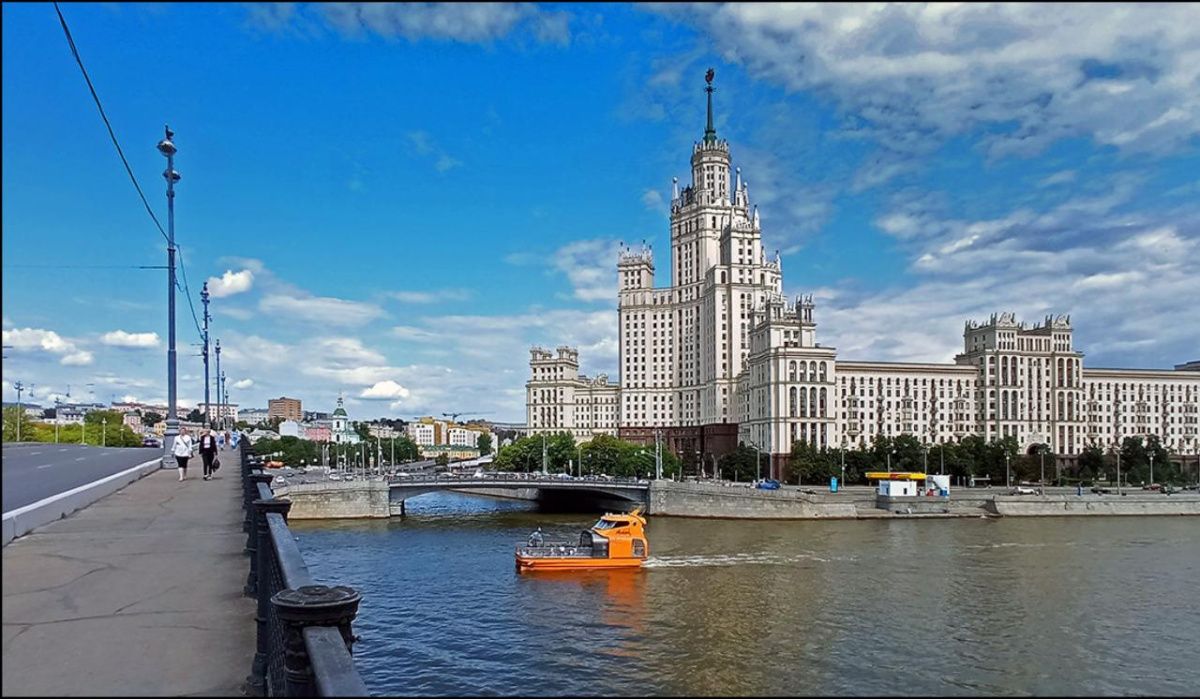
[1077,443,1104,481]
[143,411,163,426]
[435,452,449,466]
[3,406,36,442]
[185,408,204,423]
[718,444,762,482]
[477,432,493,456]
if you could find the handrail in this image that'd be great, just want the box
[242,446,369,697]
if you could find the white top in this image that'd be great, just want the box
[172,433,194,458]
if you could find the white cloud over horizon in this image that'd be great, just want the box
[101,330,161,349]
[207,269,255,298]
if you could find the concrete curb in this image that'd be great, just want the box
[1,456,165,546]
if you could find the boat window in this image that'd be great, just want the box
[593,519,621,530]
[633,540,646,557]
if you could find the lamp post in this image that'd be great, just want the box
[840,437,846,489]
[158,126,181,468]
[1116,443,1122,496]
[922,443,928,474]
[1149,450,1155,487]
[1005,451,1011,489]
[940,443,945,476]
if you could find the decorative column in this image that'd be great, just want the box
[271,585,363,696]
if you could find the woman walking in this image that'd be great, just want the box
[198,427,219,480]
[173,427,195,481]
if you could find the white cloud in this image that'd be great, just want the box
[641,188,666,214]
[233,378,255,389]
[360,380,411,400]
[387,289,472,304]
[259,293,384,327]
[2,327,93,365]
[1039,170,1078,187]
[659,4,1200,167]
[392,325,442,342]
[406,131,463,174]
[550,239,622,303]
[259,2,573,45]
[101,330,161,349]
[207,269,255,298]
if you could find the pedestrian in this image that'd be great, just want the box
[173,427,194,482]
[224,429,232,451]
[198,427,219,480]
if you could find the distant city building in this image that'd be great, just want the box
[199,402,239,423]
[122,412,142,431]
[406,422,436,447]
[329,396,359,444]
[525,73,1200,477]
[279,420,303,438]
[305,424,332,442]
[268,396,303,422]
[368,424,397,439]
[239,407,270,424]
[304,410,331,422]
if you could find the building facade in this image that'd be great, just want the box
[268,396,303,423]
[525,73,1200,476]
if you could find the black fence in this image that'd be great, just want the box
[240,448,370,696]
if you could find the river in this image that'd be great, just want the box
[291,492,1199,696]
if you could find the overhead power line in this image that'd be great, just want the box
[53,2,169,244]
[177,245,204,339]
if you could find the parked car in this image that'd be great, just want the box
[1142,483,1162,491]
[141,437,161,448]
[1010,486,1037,495]
[757,479,781,490]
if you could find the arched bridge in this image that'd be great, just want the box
[386,474,650,508]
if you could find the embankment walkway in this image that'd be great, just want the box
[2,447,254,696]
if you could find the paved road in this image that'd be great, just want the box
[1,443,164,513]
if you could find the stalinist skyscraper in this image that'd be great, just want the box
[525,70,1200,477]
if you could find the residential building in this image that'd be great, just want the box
[199,402,239,423]
[240,407,270,424]
[268,396,303,422]
[525,72,1200,477]
[407,422,436,447]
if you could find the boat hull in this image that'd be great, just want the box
[516,555,643,572]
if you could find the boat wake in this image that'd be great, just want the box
[644,551,853,568]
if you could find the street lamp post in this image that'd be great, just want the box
[1116,445,1122,496]
[923,444,928,474]
[157,126,181,468]
[1005,451,1011,489]
[1149,451,1155,486]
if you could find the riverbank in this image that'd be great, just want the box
[276,478,1200,520]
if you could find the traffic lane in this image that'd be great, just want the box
[1,444,164,513]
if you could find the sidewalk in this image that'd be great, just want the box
[2,448,255,696]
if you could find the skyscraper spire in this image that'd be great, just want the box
[704,67,716,144]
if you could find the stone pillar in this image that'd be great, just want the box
[271,585,363,696]
[244,497,292,696]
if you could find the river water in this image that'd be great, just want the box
[292,492,1199,696]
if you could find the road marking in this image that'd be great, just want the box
[30,451,42,456]
[3,456,163,518]
[37,464,54,470]
[75,457,87,462]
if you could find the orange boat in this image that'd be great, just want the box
[515,508,649,572]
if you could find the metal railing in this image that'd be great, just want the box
[240,448,369,696]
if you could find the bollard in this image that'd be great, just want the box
[271,585,362,697]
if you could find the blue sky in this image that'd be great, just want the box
[3,3,1199,422]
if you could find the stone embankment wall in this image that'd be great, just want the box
[276,480,391,519]
[648,481,858,519]
[988,494,1200,517]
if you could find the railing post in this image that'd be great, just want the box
[246,472,276,555]
[271,585,362,697]
[245,497,292,696]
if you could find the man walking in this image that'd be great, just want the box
[198,427,219,480]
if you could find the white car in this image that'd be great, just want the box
[1010,486,1037,495]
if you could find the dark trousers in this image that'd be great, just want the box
[201,451,216,476]
[175,455,189,471]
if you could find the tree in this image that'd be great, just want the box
[718,444,761,482]
[143,411,163,426]
[435,452,449,466]
[1077,443,1105,481]
[477,432,493,456]
[2,406,35,442]
[185,408,204,423]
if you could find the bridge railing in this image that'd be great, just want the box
[241,447,369,697]
[384,472,650,487]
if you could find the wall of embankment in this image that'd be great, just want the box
[277,480,391,519]
[450,487,540,501]
[987,494,1200,517]
[647,481,858,519]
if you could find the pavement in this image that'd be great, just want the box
[2,447,255,696]
[2,443,164,513]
